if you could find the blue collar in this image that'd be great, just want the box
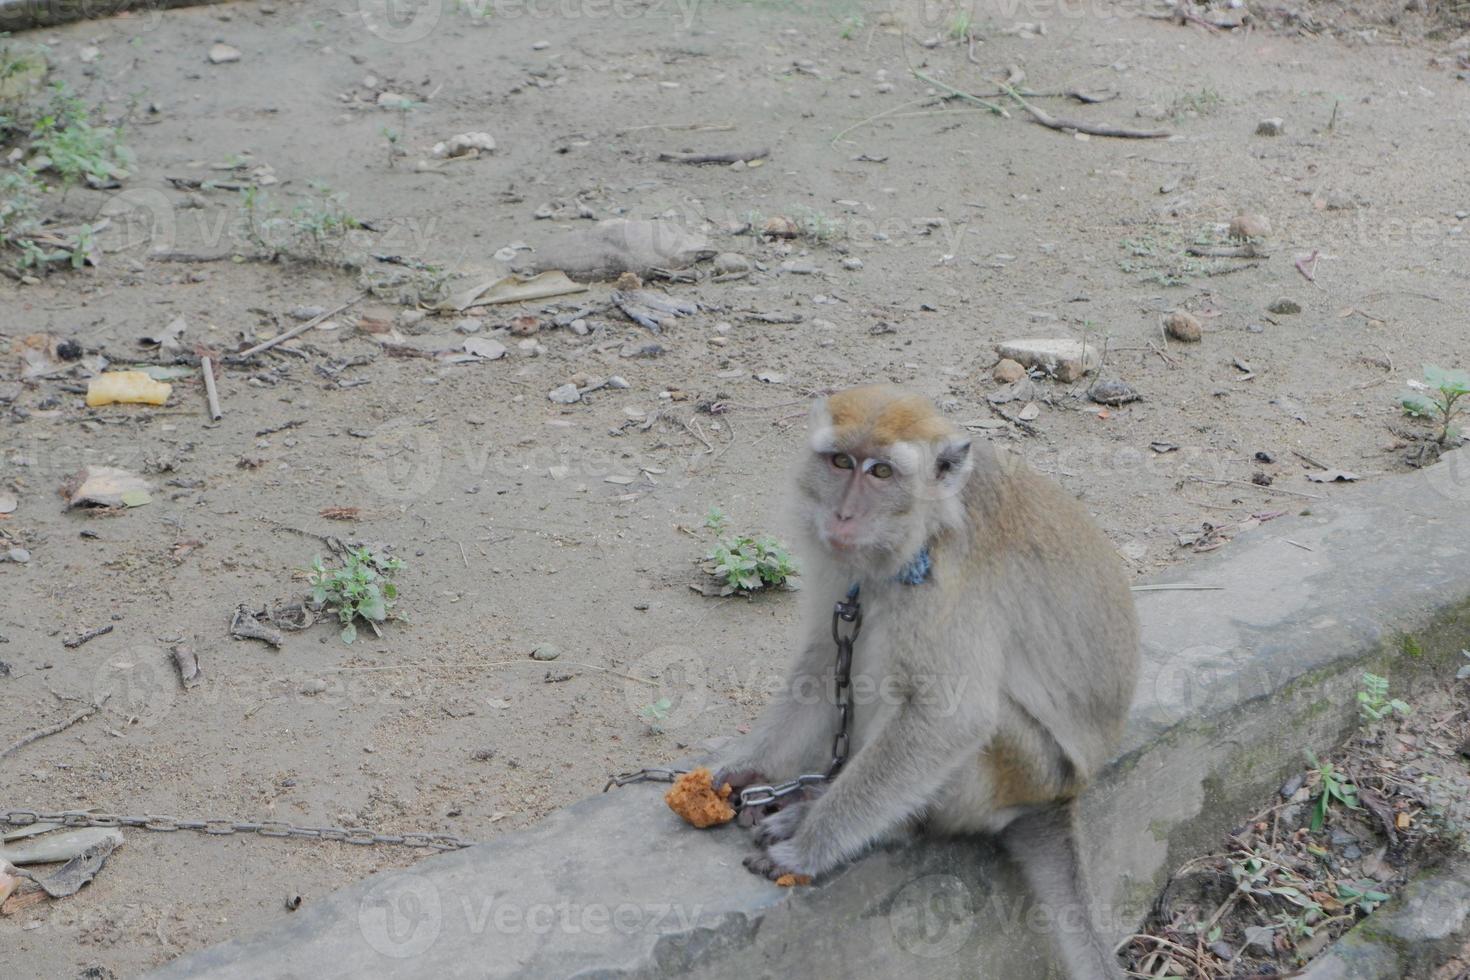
[849,545,932,599]
[894,545,932,585]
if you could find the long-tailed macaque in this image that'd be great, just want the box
[714,384,1140,979]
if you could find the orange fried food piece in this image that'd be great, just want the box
[664,767,736,828]
[774,873,813,888]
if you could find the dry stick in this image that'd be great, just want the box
[227,295,364,362]
[1188,242,1270,258]
[1000,84,1171,139]
[200,356,222,421]
[1130,583,1224,591]
[910,70,1010,117]
[657,147,769,165]
[0,694,111,760]
[329,660,657,686]
[1291,448,1329,469]
[63,624,113,649]
[1186,476,1324,500]
[831,95,947,144]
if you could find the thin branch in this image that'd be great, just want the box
[0,694,111,760]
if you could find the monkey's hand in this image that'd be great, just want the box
[710,765,769,795]
[752,783,827,846]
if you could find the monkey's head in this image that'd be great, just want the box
[798,385,973,574]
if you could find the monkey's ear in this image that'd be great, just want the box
[807,399,837,453]
[935,437,972,481]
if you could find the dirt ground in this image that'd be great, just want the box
[2,0,1469,975]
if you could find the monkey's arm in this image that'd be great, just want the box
[760,702,982,878]
[713,649,834,782]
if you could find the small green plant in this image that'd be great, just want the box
[1356,671,1411,723]
[703,506,729,534]
[380,125,400,168]
[788,204,842,242]
[947,10,973,39]
[28,86,132,189]
[705,533,798,593]
[240,182,362,265]
[1401,364,1470,446]
[639,697,673,733]
[1306,751,1360,832]
[306,547,404,644]
[837,14,864,38]
[1336,880,1390,915]
[1168,87,1224,120]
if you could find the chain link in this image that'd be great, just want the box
[0,809,477,851]
[736,586,863,810]
[605,585,864,813]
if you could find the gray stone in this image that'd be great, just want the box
[529,644,561,662]
[6,547,29,564]
[147,451,1470,980]
[1255,117,1286,136]
[995,338,1101,383]
[547,383,581,404]
[1268,298,1302,315]
[1299,858,1470,979]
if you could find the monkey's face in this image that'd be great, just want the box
[798,386,973,569]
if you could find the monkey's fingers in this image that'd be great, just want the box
[711,767,768,793]
[752,803,806,846]
[742,852,793,881]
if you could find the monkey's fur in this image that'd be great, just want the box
[714,385,1139,979]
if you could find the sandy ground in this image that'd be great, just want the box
[2,0,1469,974]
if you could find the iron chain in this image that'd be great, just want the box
[0,809,477,851]
[606,586,864,812]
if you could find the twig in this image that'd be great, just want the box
[910,69,1010,117]
[63,624,113,649]
[227,294,364,362]
[1130,584,1224,592]
[831,95,946,144]
[657,148,768,165]
[1185,476,1324,499]
[457,540,469,568]
[616,122,734,134]
[1294,249,1320,282]
[0,694,111,760]
[329,659,657,686]
[1187,242,1269,258]
[1285,539,1314,551]
[1291,448,1328,469]
[1001,84,1170,139]
[682,416,715,454]
[200,356,222,421]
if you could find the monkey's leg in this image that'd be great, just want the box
[759,705,981,878]
[998,802,1121,980]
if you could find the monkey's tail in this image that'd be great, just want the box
[997,802,1122,980]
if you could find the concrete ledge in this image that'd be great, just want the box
[147,450,1470,980]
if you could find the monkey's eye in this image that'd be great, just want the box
[831,453,855,471]
[869,462,894,479]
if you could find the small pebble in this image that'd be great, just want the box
[1088,379,1141,406]
[992,358,1026,383]
[7,548,30,564]
[530,644,561,661]
[1163,311,1202,343]
[1267,298,1302,315]
[1255,117,1285,136]
[841,257,864,271]
[208,42,242,64]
